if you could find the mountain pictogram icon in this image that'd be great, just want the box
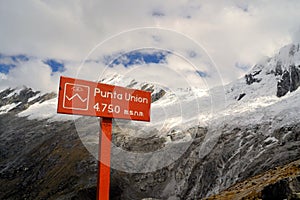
[63,83,90,110]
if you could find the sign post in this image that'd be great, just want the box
[97,118,112,200]
[57,76,151,200]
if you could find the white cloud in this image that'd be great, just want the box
[1,0,300,91]
[0,59,60,92]
[0,73,7,81]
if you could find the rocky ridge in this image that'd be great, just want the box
[245,44,300,98]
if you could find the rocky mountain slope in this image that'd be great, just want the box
[1,43,300,199]
[206,159,300,200]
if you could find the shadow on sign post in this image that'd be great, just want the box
[57,76,151,200]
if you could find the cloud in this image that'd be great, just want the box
[1,0,300,90]
[0,59,60,92]
[43,59,65,73]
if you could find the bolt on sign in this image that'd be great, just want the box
[57,76,151,200]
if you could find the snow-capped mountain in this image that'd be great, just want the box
[8,43,299,128]
[1,43,300,199]
[203,43,300,127]
[226,43,300,100]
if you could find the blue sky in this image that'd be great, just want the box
[107,50,169,67]
[0,54,65,74]
[0,50,209,85]
[0,51,166,75]
[43,59,65,73]
[0,54,29,73]
[0,64,15,74]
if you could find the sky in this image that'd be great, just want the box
[1,0,300,92]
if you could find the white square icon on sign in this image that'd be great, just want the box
[63,83,90,110]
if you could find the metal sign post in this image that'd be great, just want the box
[57,76,151,200]
[97,118,112,200]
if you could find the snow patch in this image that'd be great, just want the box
[4,88,23,98]
[0,102,21,114]
[18,98,77,121]
[264,137,278,146]
[28,93,41,102]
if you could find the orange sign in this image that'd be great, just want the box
[57,76,151,121]
[57,76,151,200]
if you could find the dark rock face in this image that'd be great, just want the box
[0,114,97,200]
[245,69,262,85]
[274,44,300,97]
[277,70,291,97]
[290,65,300,92]
[109,123,300,199]
[262,179,291,200]
[0,88,38,107]
[1,109,300,199]
[275,61,283,76]
[151,89,166,103]
[236,93,246,101]
[71,187,97,200]
[276,65,300,97]
[0,87,56,113]
[261,176,300,200]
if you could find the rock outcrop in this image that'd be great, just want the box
[1,112,300,199]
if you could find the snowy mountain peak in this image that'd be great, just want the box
[0,87,56,115]
[248,43,300,75]
[276,43,300,66]
[261,43,300,97]
[226,43,300,103]
[1,43,300,129]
